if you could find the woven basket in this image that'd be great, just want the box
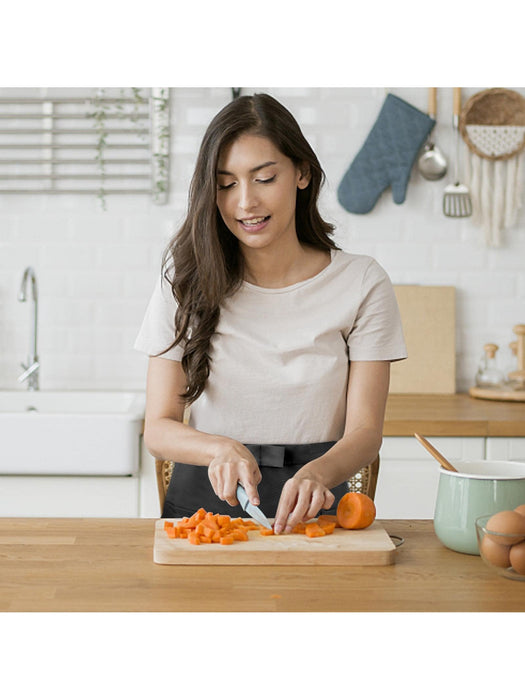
[459,88,525,160]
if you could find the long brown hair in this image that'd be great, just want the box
[161,93,338,404]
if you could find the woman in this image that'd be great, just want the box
[135,93,406,534]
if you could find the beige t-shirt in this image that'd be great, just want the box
[134,249,407,443]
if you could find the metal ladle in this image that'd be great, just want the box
[418,88,448,181]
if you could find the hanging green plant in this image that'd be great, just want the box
[90,88,109,210]
[130,87,148,131]
[152,88,170,203]
[86,87,169,208]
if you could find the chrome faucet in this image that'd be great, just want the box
[18,266,40,391]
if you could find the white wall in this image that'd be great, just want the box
[1,86,524,393]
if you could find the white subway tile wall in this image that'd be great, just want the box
[1,87,525,392]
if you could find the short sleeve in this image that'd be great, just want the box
[346,258,407,362]
[134,273,185,361]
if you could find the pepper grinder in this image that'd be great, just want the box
[508,324,525,388]
[475,343,506,388]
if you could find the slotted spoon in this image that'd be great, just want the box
[443,87,472,217]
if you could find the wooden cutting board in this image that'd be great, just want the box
[390,285,456,394]
[153,519,396,566]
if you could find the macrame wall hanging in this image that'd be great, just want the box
[460,88,525,247]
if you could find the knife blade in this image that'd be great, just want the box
[236,483,272,529]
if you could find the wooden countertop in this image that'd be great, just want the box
[384,393,525,436]
[1,518,524,612]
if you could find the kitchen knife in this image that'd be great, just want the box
[236,483,272,529]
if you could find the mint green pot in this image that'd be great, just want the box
[433,460,525,555]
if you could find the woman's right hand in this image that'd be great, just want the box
[208,440,262,507]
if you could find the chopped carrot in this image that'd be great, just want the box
[186,508,207,527]
[259,527,274,536]
[317,514,340,527]
[164,508,344,547]
[203,518,220,531]
[305,522,326,538]
[336,492,376,530]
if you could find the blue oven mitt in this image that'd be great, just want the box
[337,93,435,214]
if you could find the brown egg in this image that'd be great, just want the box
[509,541,525,575]
[486,510,525,546]
[514,504,525,518]
[480,535,511,568]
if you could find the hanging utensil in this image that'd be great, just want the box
[443,87,472,217]
[418,88,448,180]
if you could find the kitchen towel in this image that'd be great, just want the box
[337,93,435,214]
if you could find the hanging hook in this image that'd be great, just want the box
[231,88,242,100]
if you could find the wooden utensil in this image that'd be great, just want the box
[414,433,458,472]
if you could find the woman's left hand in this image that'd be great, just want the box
[273,475,334,534]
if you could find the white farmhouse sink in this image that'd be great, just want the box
[0,391,145,475]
